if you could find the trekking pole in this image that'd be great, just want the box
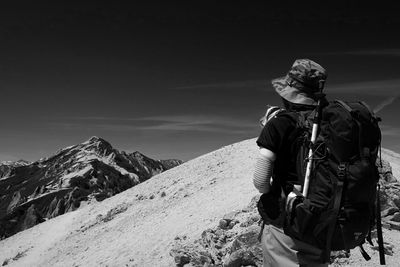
[302,80,326,198]
[376,183,386,265]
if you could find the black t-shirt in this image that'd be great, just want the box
[256,112,301,194]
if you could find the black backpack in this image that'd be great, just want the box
[282,100,382,261]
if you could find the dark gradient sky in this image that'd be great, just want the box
[1,2,400,161]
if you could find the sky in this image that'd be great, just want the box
[1,1,400,162]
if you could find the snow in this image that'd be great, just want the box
[58,165,93,187]
[72,152,139,183]
[61,165,93,181]
[61,145,75,151]
[0,176,13,181]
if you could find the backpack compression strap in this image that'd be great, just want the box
[322,163,345,262]
[359,101,383,167]
[335,100,367,159]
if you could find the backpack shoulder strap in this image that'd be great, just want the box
[276,110,313,129]
[275,111,310,147]
[275,110,298,121]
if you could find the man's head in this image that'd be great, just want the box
[272,59,327,106]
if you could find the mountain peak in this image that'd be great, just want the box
[81,136,114,156]
[85,136,108,145]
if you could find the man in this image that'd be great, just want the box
[253,59,329,267]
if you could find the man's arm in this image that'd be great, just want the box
[253,147,276,193]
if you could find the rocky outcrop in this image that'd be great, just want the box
[160,159,185,170]
[378,160,400,231]
[6,191,25,213]
[0,136,182,240]
[171,159,400,266]
[0,160,30,179]
[170,196,262,266]
[21,204,44,230]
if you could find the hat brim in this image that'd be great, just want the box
[272,76,317,106]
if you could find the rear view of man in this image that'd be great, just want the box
[253,59,330,266]
[253,58,382,266]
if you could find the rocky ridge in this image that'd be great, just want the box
[0,136,182,239]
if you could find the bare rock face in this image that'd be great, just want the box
[53,198,66,218]
[171,159,400,266]
[6,191,24,213]
[0,136,182,239]
[21,204,44,231]
[0,160,30,179]
[160,159,184,170]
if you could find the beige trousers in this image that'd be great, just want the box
[261,224,329,267]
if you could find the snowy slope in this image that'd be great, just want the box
[0,139,399,266]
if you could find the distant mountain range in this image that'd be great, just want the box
[0,136,182,239]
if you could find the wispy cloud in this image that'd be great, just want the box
[381,125,400,137]
[373,96,398,113]
[59,116,138,122]
[314,49,400,57]
[328,79,400,96]
[49,115,257,134]
[136,115,256,133]
[345,49,400,57]
[175,80,267,90]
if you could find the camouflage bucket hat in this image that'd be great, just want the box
[272,59,327,106]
